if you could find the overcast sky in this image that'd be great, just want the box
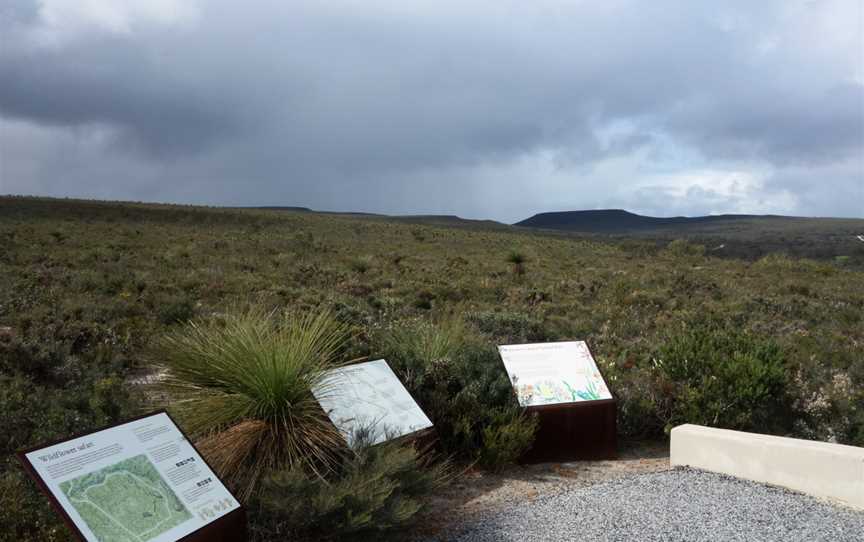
[0,1,862,222]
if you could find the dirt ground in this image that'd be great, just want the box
[407,441,670,540]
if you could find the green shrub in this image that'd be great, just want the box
[466,310,548,343]
[664,239,706,258]
[251,432,448,541]
[478,410,537,470]
[604,356,665,440]
[152,307,350,499]
[156,296,196,325]
[381,319,536,468]
[412,289,435,310]
[349,256,372,274]
[652,318,794,433]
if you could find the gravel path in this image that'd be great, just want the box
[423,468,864,542]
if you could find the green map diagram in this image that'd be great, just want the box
[59,454,192,542]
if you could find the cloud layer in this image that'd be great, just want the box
[1,0,862,221]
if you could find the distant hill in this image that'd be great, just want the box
[245,207,508,229]
[389,214,508,229]
[514,209,864,265]
[241,206,381,217]
[515,209,785,233]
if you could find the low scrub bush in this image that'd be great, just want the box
[251,431,448,541]
[645,317,795,434]
[664,239,706,258]
[381,319,536,469]
[349,256,373,274]
[466,310,549,343]
[155,295,196,325]
[607,318,797,438]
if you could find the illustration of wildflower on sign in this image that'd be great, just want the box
[513,372,609,406]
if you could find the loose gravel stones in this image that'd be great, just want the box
[425,468,864,542]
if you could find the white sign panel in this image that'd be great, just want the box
[498,341,612,407]
[21,412,240,542]
[312,359,433,446]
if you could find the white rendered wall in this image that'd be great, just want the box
[670,424,864,510]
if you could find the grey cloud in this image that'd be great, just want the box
[0,0,39,25]
[0,0,861,218]
[665,82,864,165]
[0,37,241,157]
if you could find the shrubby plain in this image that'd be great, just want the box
[1,196,862,540]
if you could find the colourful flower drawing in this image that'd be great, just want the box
[564,379,602,401]
[518,380,572,405]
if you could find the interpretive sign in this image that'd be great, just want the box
[18,411,245,542]
[498,341,617,462]
[312,359,433,446]
[498,341,612,407]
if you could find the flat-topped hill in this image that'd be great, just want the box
[515,209,784,232]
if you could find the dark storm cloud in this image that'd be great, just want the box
[0,25,242,156]
[0,0,861,219]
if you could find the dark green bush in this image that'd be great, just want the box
[478,410,537,469]
[652,318,795,433]
[381,320,536,468]
[606,318,798,439]
[349,256,372,274]
[156,296,196,325]
[412,289,435,310]
[251,432,447,541]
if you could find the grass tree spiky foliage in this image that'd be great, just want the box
[506,250,527,276]
[153,307,350,500]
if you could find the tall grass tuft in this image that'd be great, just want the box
[382,316,465,388]
[153,307,350,500]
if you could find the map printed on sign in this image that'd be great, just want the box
[312,359,433,446]
[498,341,612,407]
[20,412,240,542]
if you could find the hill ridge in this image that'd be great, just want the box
[515,209,796,232]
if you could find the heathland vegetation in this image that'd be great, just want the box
[1,196,862,541]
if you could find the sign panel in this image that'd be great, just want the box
[498,341,612,407]
[312,359,433,446]
[19,411,241,542]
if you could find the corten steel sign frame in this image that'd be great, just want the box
[17,409,248,542]
[504,342,618,463]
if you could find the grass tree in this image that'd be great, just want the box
[506,250,528,276]
[153,307,350,500]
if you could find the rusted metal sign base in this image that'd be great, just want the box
[182,508,247,542]
[520,398,617,463]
